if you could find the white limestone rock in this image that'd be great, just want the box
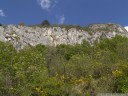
[0,23,127,50]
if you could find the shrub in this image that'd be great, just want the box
[41,20,50,27]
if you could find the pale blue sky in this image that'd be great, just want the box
[0,0,128,26]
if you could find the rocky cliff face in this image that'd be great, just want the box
[0,23,127,50]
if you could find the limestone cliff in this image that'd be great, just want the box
[0,23,127,50]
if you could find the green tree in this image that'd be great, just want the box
[0,42,17,96]
[18,22,25,26]
[41,20,50,27]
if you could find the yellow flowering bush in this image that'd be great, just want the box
[112,69,123,77]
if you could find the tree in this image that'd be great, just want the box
[18,22,25,26]
[0,23,2,26]
[41,20,50,27]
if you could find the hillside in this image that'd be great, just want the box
[0,23,127,50]
[0,23,128,96]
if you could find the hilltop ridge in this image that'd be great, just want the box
[0,23,127,50]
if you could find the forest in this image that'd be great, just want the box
[0,35,128,96]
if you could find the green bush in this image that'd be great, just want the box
[0,35,128,95]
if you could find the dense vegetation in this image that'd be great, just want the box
[0,35,128,96]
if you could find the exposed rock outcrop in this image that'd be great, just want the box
[0,23,127,50]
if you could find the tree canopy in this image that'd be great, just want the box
[0,36,128,95]
[41,20,50,27]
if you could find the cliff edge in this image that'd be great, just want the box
[0,23,127,50]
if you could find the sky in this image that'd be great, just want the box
[0,0,128,27]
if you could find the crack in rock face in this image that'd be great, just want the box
[0,23,127,50]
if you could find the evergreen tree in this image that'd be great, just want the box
[41,20,50,26]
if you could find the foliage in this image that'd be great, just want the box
[41,20,50,27]
[18,22,25,26]
[0,36,128,95]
